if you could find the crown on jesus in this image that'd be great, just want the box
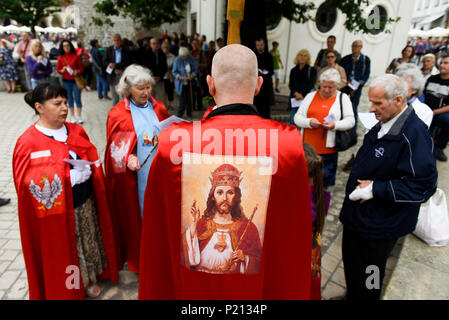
[210,164,242,188]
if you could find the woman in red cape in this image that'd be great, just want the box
[104,65,169,273]
[13,82,118,300]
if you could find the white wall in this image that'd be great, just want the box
[412,0,449,29]
[188,0,414,80]
[268,0,414,81]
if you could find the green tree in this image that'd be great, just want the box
[92,0,188,30]
[0,0,61,36]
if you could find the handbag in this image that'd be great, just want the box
[63,55,87,90]
[74,75,87,90]
[334,92,357,152]
[414,188,449,247]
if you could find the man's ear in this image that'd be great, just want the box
[394,95,404,108]
[254,76,264,97]
[207,75,216,97]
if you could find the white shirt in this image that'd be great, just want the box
[410,98,433,128]
[377,105,409,139]
[35,124,77,159]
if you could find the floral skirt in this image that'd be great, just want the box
[311,230,322,300]
[73,196,108,288]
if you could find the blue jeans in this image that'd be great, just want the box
[31,78,39,90]
[433,113,449,151]
[95,71,109,98]
[62,79,82,108]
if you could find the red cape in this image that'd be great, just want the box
[139,114,312,299]
[104,97,168,272]
[13,123,118,300]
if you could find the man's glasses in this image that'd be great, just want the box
[326,56,336,59]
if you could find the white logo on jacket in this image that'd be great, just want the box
[375,147,385,158]
[111,139,131,168]
[29,173,63,209]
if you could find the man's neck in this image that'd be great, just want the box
[440,73,449,80]
[353,53,361,60]
[214,96,255,108]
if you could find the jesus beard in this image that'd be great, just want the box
[216,201,232,216]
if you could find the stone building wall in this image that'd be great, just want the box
[74,0,187,47]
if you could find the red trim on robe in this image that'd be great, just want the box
[104,97,168,272]
[13,123,118,300]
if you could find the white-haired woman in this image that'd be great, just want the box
[395,63,433,128]
[104,64,169,273]
[294,68,355,188]
[420,53,439,82]
[172,46,198,118]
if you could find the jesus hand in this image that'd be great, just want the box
[231,249,245,263]
[190,201,201,237]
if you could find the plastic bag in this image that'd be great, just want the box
[414,188,449,247]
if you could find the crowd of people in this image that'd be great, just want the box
[3,28,448,301]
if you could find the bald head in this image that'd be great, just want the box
[352,40,363,57]
[211,44,259,95]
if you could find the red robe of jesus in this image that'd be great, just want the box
[13,123,118,300]
[104,96,168,272]
[139,103,312,300]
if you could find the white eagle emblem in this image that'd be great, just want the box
[29,173,63,210]
[111,138,131,168]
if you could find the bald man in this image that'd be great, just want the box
[139,44,313,300]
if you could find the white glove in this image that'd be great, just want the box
[349,182,374,201]
[70,165,92,187]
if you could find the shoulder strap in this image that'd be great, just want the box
[62,55,69,66]
[362,55,367,77]
[339,92,344,121]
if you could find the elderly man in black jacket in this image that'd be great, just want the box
[338,74,437,300]
[103,34,132,106]
[147,38,168,103]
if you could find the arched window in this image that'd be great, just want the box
[315,2,337,33]
[368,5,388,35]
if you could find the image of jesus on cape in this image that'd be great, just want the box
[182,164,263,274]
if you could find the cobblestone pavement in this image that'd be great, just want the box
[0,86,414,300]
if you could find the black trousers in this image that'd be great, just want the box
[177,84,193,117]
[163,79,174,102]
[342,227,397,300]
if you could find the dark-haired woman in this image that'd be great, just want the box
[13,82,118,299]
[386,45,416,74]
[303,143,331,300]
[57,40,84,124]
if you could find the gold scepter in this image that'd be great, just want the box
[140,133,159,167]
[222,204,258,272]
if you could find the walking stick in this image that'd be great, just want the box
[222,204,258,272]
[188,76,194,114]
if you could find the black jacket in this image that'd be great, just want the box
[339,107,437,239]
[103,45,132,83]
[288,64,317,98]
[137,48,167,79]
